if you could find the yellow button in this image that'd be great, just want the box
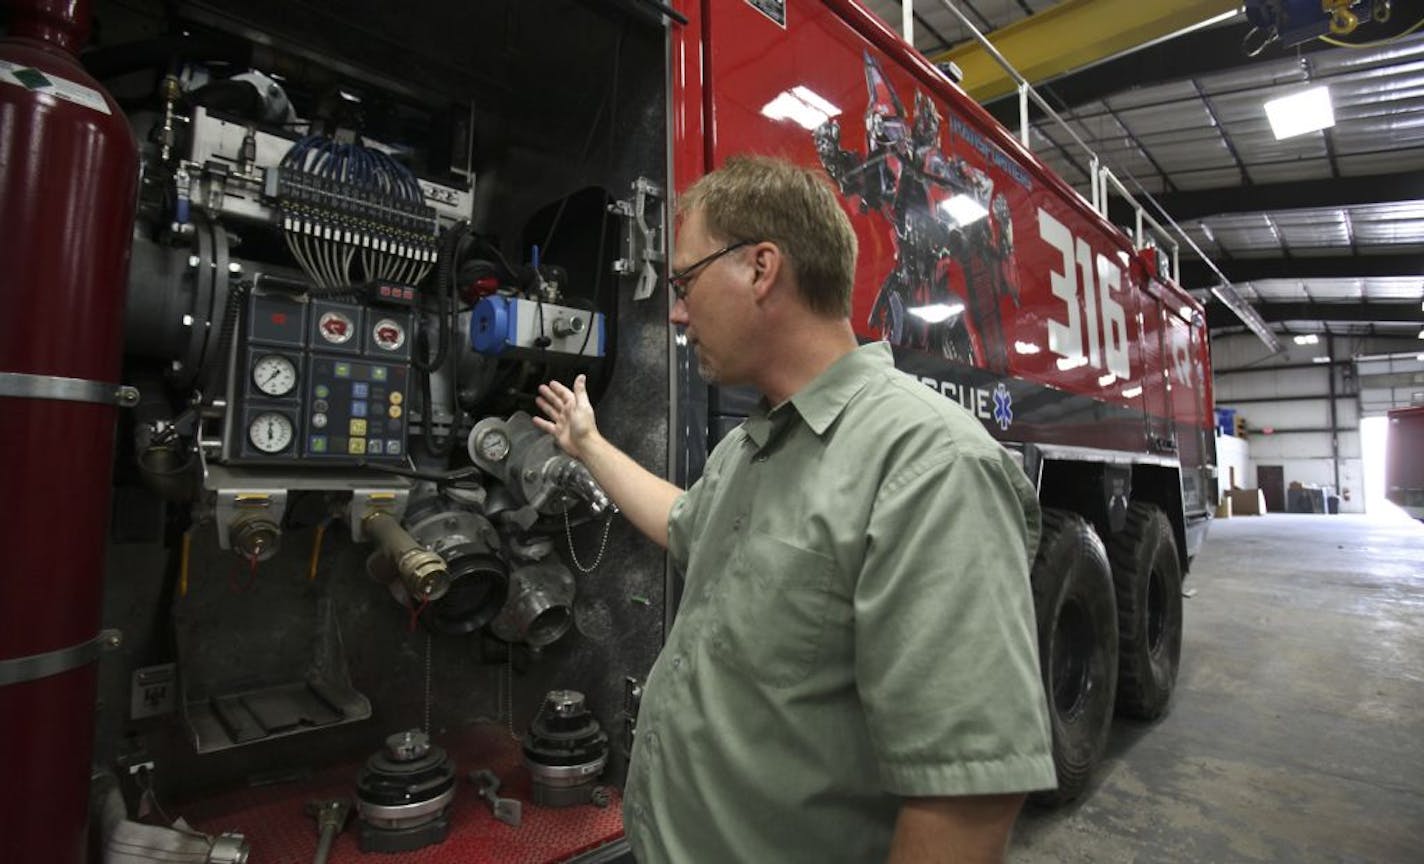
[388,405,403,419]
[349,418,368,436]
[348,437,366,454]
[389,391,403,406]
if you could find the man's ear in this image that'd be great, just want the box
[749,241,783,303]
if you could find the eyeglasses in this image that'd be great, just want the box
[668,241,752,301]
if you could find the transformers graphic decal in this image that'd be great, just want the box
[814,52,1020,372]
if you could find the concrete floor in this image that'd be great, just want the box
[1013,511,1424,863]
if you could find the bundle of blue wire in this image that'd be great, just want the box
[280,134,423,202]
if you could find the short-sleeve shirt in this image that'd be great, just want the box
[622,341,1055,864]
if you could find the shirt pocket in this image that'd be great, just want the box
[710,529,836,688]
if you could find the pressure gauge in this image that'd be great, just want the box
[318,310,355,345]
[248,411,294,454]
[251,354,297,397]
[372,318,406,352]
[476,428,511,462]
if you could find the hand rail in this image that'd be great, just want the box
[900,0,1280,351]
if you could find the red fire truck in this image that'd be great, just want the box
[1,0,1214,860]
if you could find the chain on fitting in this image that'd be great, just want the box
[563,510,613,574]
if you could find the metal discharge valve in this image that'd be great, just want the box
[522,689,610,807]
[363,511,451,602]
[355,730,457,853]
[467,412,612,518]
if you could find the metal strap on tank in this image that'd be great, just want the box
[0,634,108,687]
[0,371,139,407]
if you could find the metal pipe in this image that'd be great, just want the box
[1327,334,1341,494]
[363,512,452,601]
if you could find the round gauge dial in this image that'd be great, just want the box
[251,354,298,397]
[318,310,355,345]
[476,429,511,462]
[372,318,406,352]
[248,411,294,454]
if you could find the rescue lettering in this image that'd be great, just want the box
[917,376,993,421]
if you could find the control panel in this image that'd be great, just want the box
[232,290,414,464]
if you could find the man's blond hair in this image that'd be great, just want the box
[680,155,856,318]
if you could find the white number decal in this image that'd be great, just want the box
[1038,208,1132,380]
[1097,253,1129,380]
[1038,209,1080,362]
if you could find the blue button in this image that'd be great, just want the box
[352,382,369,398]
[367,439,383,455]
[351,401,368,417]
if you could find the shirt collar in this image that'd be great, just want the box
[744,341,890,446]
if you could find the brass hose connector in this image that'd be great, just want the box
[363,512,451,601]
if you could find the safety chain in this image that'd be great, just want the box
[563,509,614,574]
[505,651,519,742]
[423,632,433,734]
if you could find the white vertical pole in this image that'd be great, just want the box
[904,0,914,45]
[1019,83,1031,147]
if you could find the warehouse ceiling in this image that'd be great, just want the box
[863,0,1424,346]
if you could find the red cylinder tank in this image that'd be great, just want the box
[0,1,139,860]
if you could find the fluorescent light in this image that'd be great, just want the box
[1293,334,1319,346]
[1097,373,1117,387]
[760,87,840,131]
[908,303,964,324]
[1014,341,1041,355]
[940,195,989,226]
[1056,355,1089,371]
[1265,86,1334,140]
[1181,306,1195,319]
[1312,356,1332,364]
[1123,386,1143,399]
[1418,328,1424,340]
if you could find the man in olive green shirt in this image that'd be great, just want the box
[535,156,1054,863]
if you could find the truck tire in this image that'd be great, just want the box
[1029,509,1118,807]
[1109,502,1183,721]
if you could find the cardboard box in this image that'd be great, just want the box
[1215,497,1233,519]
[1227,488,1267,516]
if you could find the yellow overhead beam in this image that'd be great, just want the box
[930,0,1242,104]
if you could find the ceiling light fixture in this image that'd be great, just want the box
[1264,86,1335,140]
[1292,334,1319,345]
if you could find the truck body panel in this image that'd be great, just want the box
[697,0,1216,523]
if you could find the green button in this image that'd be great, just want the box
[309,435,327,453]
[371,366,388,382]
[334,363,351,378]
[315,384,330,398]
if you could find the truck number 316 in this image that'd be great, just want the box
[1037,209,1131,381]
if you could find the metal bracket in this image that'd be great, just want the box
[215,489,289,552]
[0,629,120,687]
[609,177,666,301]
[349,488,411,541]
[0,371,139,408]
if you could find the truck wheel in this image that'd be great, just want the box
[1108,503,1183,720]
[1029,509,1118,806]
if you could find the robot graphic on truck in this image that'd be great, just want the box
[814,51,1021,373]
